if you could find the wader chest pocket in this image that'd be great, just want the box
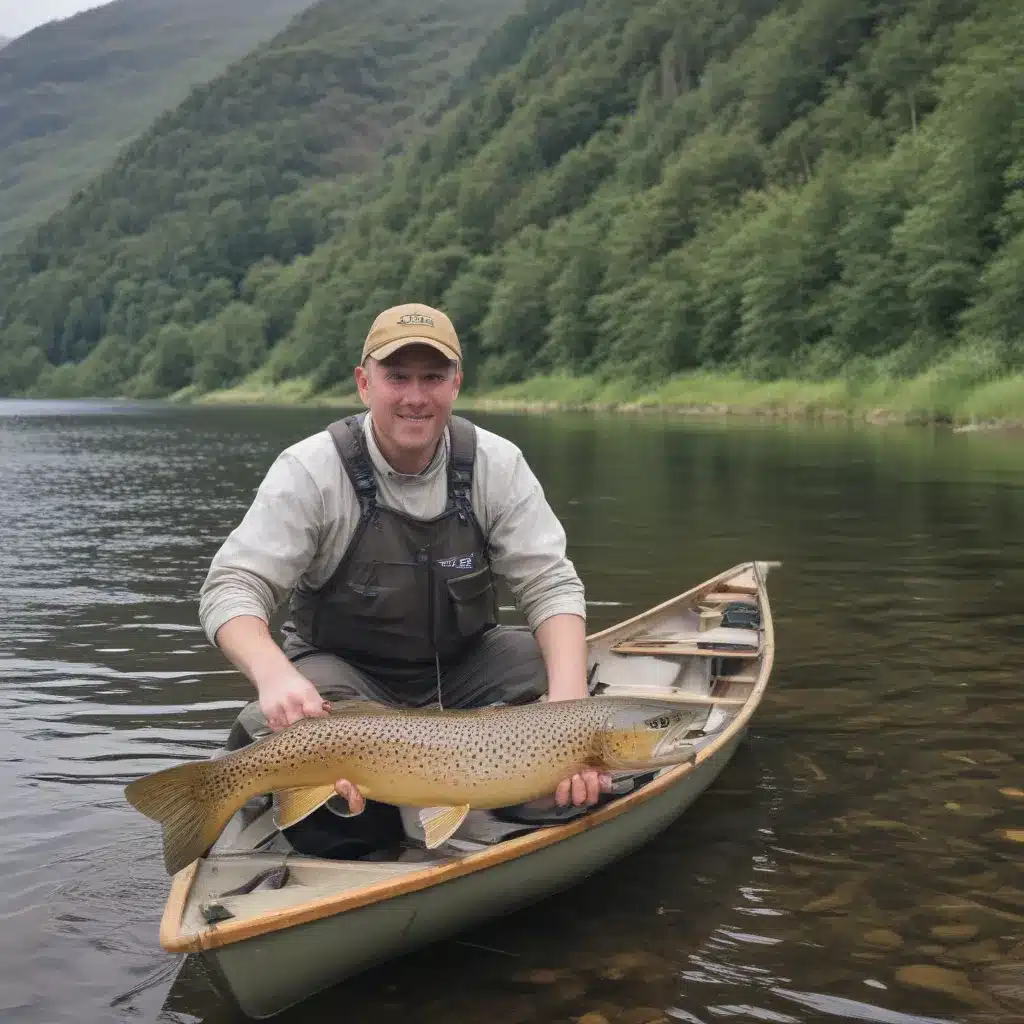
[446,568,497,638]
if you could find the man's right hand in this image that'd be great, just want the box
[255,669,366,815]
[257,668,331,733]
[332,779,366,816]
[214,617,366,816]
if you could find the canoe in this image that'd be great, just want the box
[156,560,779,1018]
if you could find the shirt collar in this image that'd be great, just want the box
[362,412,449,482]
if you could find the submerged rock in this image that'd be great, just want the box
[863,929,903,949]
[931,924,980,942]
[618,1009,669,1024]
[801,879,860,913]
[895,965,993,1008]
[984,961,1024,1010]
[953,940,1002,965]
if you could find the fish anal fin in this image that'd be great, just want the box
[419,804,471,848]
[275,784,340,830]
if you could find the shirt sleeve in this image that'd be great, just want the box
[198,452,326,646]
[485,451,586,630]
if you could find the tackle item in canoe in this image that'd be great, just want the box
[125,697,701,875]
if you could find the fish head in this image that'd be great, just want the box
[594,701,699,771]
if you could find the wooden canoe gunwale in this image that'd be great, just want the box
[159,561,776,954]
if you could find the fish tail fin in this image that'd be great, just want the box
[124,760,235,876]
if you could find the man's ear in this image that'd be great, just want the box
[354,362,371,405]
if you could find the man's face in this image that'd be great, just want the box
[354,345,462,468]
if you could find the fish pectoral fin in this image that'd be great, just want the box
[419,804,471,848]
[274,784,339,830]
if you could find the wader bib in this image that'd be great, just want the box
[284,413,499,702]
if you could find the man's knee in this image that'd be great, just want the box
[225,700,270,750]
[293,652,380,703]
[478,625,548,704]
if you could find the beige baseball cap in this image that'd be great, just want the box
[361,303,462,363]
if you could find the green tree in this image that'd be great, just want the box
[192,303,267,392]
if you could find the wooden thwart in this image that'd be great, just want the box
[599,689,748,707]
[611,639,760,658]
[702,590,758,604]
[669,693,747,707]
[720,568,758,592]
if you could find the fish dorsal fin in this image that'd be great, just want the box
[275,784,340,830]
[419,805,471,848]
[323,699,398,717]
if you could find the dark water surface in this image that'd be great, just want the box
[1,398,1022,1024]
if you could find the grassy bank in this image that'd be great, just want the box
[186,355,1024,432]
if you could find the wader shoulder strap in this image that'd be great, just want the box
[327,413,376,514]
[447,415,476,513]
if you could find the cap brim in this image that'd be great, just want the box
[366,337,460,362]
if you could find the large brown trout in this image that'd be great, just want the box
[125,696,702,875]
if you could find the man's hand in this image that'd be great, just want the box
[258,673,367,815]
[332,779,367,815]
[534,614,609,808]
[555,769,613,808]
[257,668,331,733]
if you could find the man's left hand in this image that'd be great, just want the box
[554,769,613,808]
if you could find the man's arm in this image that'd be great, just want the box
[216,615,367,813]
[482,448,610,807]
[215,616,329,730]
[535,611,588,701]
[536,611,612,808]
[199,450,337,732]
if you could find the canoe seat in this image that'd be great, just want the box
[611,624,761,659]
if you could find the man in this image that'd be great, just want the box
[199,302,611,857]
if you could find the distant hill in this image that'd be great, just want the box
[0,37,10,49]
[0,0,314,248]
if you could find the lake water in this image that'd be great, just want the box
[1,399,1021,1024]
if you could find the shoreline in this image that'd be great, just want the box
[179,372,1024,434]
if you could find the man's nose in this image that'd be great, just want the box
[403,379,429,404]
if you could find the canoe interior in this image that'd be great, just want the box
[167,561,776,951]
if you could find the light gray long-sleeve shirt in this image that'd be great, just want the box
[198,413,586,647]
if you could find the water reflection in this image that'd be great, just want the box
[0,401,1021,1023]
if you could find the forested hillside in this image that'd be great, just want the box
[2,0,1022,417]
[0,0,316,249]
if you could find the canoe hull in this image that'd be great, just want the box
[207,729,745,1019]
